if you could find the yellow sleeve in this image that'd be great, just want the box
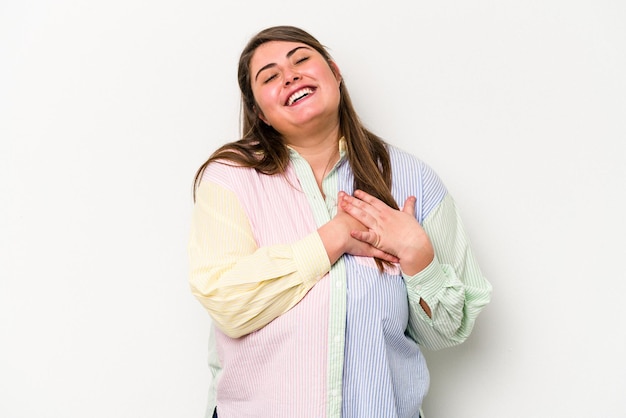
[188,180,331,338]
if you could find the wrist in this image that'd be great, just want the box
[318,219,348,264]
[398,246,434,276]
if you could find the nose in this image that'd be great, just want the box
[284,72,301,86]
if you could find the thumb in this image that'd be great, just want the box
[337,191,347,213]
[402,196,417,215]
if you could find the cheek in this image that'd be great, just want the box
[253,88,278,113]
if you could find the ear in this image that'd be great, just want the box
[329,60,342,84]
[254,106,271,126]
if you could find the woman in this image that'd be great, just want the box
[189,25,492,418]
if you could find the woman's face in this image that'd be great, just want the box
[249,41,342,141]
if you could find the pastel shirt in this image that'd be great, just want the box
[188,143,492,418]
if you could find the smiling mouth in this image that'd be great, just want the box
[286,88,315,106]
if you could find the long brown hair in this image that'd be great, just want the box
[193,25,397,210]
[194,26,398,270]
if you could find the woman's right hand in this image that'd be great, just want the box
[318,192,399,265]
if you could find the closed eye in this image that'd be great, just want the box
[264,73,278,84]
[296,56,309,64]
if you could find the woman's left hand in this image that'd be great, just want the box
[339,190,434,276]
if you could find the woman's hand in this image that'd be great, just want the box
[339,190,434,276]
[318,192,399,265]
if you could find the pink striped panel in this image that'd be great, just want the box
[204,162,329,418]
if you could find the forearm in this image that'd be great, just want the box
[404,194,492,349]
[317,217,349,265]
[189,181,330,338]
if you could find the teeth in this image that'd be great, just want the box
[287,88,313,106]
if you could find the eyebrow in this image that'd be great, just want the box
[254,46,313,81]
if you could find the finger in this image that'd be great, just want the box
[342,192,376,213]
[402,196,417,216]
[337,191,347,213]
[350,230,380,247]
[341,198,378,227]
[371,249,399,263]
[353,189,388,211]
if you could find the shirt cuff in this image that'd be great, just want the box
[402,254,448,301]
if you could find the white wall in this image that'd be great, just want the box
[1,0,624,417]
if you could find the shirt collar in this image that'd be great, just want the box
[287,136,348,161]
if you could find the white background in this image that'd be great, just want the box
[1,0,625,417]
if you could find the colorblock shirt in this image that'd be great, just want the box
[188,143,492,418]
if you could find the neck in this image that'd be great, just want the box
[286,126,341,195]
[283,121,340,156]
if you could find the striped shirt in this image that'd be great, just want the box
[188,142,492,418]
